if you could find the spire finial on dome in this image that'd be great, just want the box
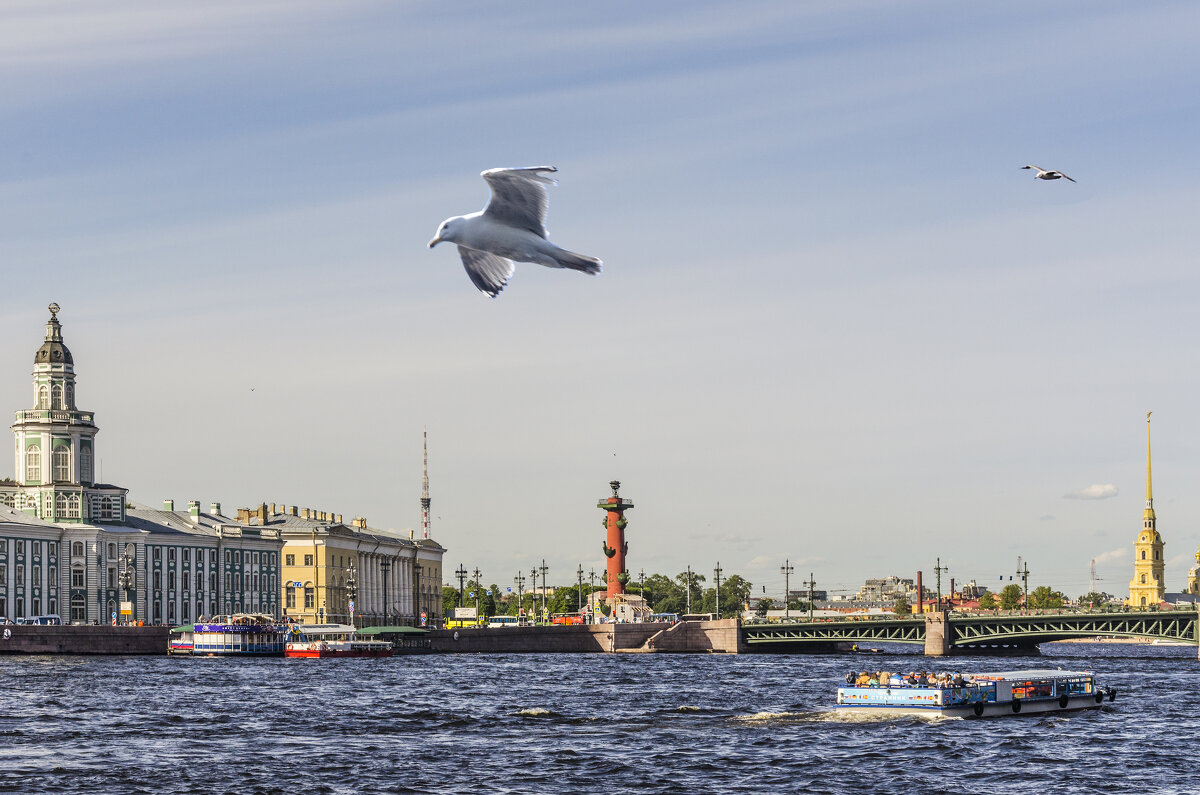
[48,302,60,318]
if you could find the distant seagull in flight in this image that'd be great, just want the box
[428,166,602,298]
[1021,165,1076,183]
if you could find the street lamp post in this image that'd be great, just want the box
[456,564,468,609]
[539,560,549,622]
[781,559,794,621]
[473,567,482,617]
[118,548,135,625]
[686,565,693,615]
[576,565,584,614]
[588,568,596,624]
[714,562,723,619]
[346,561,358,628]
[530,567,538,624]
[802,572,816,623]
[514,572,525,620]
[380,558,391,624]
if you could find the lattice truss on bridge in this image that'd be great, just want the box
[951,611,1198,646]
[742,618,925,645]
[741,611,1198,647]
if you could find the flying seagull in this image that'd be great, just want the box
[428,166,602,298]
[1021,165,1076,182]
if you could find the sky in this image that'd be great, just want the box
[3,1,1200,601]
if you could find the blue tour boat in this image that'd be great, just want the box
[836,669,1116,718]
[191,613,286,656]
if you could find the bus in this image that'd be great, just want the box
[648,613,680,624]
[551,614,584,625]
[487,616,519,628]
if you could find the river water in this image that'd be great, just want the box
[1,642,1194,794]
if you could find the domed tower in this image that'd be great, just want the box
[1128,412,1165,607]
[1186,549,1200,596]
[6,304,126,523]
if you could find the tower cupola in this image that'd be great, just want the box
[34,303,74,368]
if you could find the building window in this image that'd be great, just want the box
[153,572,161,590]
[52,384,63,409]
[182,602,190,622]
[17,541,24,555]
[153,547,161,562]
[70,594,85,623]
[1141,550,1146,560]
[285,554,295,566]
[1141,574,1147,584]
[32,565,41,586]
[37,385,48,409]
[71,567,84,588]
[65,383,74,409]
[153,602,161,623]
[168,548,175,564]
[304,587,315,609]
[16,598,24,618]
[26,445,41,482]
[182,572,190,591]
[48,598,56,615]
[107,568,116,589]
[71,541,83,558]
[80,447,92,483]
[49,565,56,584]
[168,571,176,591]
[304,555,313,566]
[52,446,70,481]
[32,598,41,615]
[286,589,296,609]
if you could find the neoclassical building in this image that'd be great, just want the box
[242,503,443,627]
[1,304,444,626]
[0,305,280,624]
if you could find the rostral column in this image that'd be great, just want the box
[598,480,634,599]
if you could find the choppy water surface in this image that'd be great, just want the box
[1,643,1195,794]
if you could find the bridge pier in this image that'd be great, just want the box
[924,611,951,656]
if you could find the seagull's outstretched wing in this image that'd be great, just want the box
[458,246,515,298]
[480,167,558,238]
[1059,172,1076,182]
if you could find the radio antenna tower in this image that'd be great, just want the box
[420,429,431,539]
[1090,558,1102,593]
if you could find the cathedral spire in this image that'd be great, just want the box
[1145,411,1154,519]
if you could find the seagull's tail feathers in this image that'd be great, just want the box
[552,248,603,275]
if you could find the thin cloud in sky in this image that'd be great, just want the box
[1093,547,1127,566]
[1064,484,1119,500]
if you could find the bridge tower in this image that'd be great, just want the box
[1128,412,1165,607]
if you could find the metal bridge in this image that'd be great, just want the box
[741,609,1200,656]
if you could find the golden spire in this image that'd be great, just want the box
[1144,412,1155,519]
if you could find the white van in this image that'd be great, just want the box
[486,616,519,629]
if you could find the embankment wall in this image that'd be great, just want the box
[0,626,169,655]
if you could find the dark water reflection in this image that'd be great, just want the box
[0,643,1194,794]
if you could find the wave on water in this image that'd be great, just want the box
[673,705,702,712]
[816,709,964,724]
[513,708,556,718]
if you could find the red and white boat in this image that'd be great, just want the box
[284,623,394,658]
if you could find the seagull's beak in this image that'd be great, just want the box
[428,235,442,248]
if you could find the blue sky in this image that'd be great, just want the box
[3,1,1200,600]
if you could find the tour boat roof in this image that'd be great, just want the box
[972,669,1093,680]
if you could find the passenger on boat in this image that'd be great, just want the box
[845,671,857,685]
[888,672,904,687]
[855,672,871,686]
[867,674,879,686]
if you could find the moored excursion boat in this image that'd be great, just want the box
[836,669,1116,718]
[168,624,194,655]
[284,623,394,658]
[192,613,286,656]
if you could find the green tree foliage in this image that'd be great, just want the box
[755,597,774,617]
[892,595,910,615]
[978,591,997,610]
[442,586,461,616]
[999,583,1023,610]
[641,573,680,612]
[1027,585,1065,610]
[1077,591,1111,608]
